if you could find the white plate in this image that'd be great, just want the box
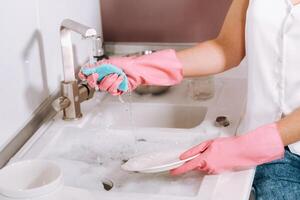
[121,150,200,173]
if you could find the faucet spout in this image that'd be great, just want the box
[60,19,97,82]
[61,19,97,38]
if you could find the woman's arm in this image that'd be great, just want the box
[277,108,300,146]
[177,0,249,77]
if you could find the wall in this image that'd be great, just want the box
[101,0,247,78]
[101,0,232,42]
[0,0,101,150]
[100,0,247,78]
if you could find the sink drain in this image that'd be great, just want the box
[122,159,128,164]
[101,178,114,191]
[137,138,147,142]
[215,116,230,127]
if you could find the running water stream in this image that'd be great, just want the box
[119,92,138,154]
[89,36,97,65]
[87,36,138,153]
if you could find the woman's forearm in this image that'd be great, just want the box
[177,0,249,77]
[177,39,243,77]
[277,108,300,146]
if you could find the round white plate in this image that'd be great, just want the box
[121,150,200,173]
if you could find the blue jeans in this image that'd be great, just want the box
[253,147,300,200]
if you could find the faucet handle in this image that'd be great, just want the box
[52,96,71,112]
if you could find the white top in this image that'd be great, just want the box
[239,0,300,155]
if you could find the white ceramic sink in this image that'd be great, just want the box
[22,93,213,198]
[10,79,249,200]
[36,126,210,198]
[94,103,207,129]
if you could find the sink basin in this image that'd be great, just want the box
[91,103,207,129]
[36,126,212,198]
[10,79,248,200]
[29,100,211,198]
[23,99,212,198]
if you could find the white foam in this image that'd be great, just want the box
[37,127,209,196]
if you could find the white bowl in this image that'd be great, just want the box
[0,160,63,198]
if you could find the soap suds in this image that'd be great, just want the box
[38,127,206,196]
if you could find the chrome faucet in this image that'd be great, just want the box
[52,19,102,120]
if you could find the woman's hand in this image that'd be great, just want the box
[171,123,284,175]
[78,49,183,96]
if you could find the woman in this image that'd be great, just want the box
[79,0,300,199]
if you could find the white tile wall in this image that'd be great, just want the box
[0,0,101,150]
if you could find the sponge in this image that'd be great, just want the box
[81,64,129,92]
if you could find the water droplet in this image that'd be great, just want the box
[118,95,125,103]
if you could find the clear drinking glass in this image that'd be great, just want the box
[188,76,215,100]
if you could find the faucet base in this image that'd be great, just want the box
[61,80,82,120]
[63,114,82,121]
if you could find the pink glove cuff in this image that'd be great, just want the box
[135,49,183,86]
[172,123,285,175]
[239,123,285,165]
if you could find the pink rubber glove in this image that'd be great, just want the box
[78,49,183,95]
[171,123,284,175]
